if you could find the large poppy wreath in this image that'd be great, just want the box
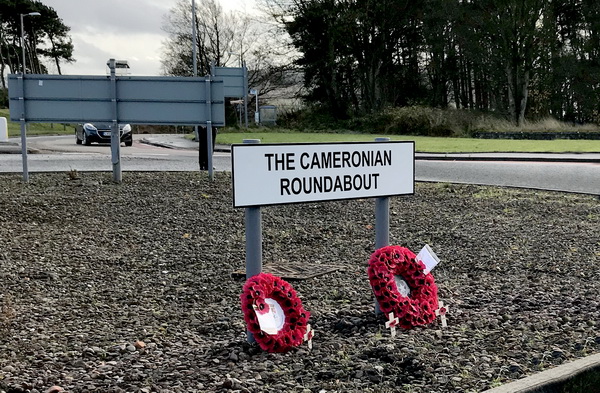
[367,245,438,329]
[241,273,310,353]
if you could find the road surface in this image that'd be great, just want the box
[1,135,598,195]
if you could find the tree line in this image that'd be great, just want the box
[6,0,594,128]
[261,0,600,126]
[0,0,74,89]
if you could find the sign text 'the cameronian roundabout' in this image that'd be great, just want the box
[231,141,415,208]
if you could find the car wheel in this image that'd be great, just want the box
[82,132,91,146]
[76,133,82,145]
[125,139,133,147]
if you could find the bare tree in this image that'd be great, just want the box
[161,0,302,114]
[161,0,248,76]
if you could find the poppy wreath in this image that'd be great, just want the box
[241,273,310,353]
[367,245,438,329]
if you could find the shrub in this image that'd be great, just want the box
[382,106,455,136]
[276,105,600,138]
[350,106,483,137]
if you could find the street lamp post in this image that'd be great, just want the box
[19,11,40,183]
[192,0,200,142]
[20,12,41,74]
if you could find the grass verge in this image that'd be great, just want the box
[1,109,74,137]
[215,131,600,153]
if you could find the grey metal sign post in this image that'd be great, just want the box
[192,0,199,143]
[243,63,249,128]
[18,75,28,182]
[19,121,28,182]
[374,137,391,314]
[11,73,30,182]
[205,78,214,181]
[108,59,122,183]
[243,138,262,343]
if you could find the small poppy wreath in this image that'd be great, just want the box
[241,273,310,353]
[367,245,438,329]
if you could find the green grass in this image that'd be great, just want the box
[215,131,600,153]
[1,109,74,137]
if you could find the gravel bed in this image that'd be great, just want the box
[0,172,598,393]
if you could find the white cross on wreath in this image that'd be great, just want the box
[304,324,314,350]
[435,300,449,328]
[385,312,399,337]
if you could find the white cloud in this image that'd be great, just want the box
[42,0,257,76]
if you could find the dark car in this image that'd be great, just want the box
[75,123,133,146]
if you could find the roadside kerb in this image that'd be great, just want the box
[415,152,600,163]
[138,136,600,163]
[139,137,231,153]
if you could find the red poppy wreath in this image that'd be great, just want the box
[241,273,310,353]
[367,245,438,329]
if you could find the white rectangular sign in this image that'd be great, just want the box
[231,141,414,207]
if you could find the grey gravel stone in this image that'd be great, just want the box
[1,365,15,373]
[0,173,598,393]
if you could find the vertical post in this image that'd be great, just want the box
[244,138,262,343]
[374,137,390,314]
[18,74,28,182]
[20,119,28,182]
[192,0,200,143]
[255,89,259,125]
[20,14,28,182]
[192,0,197,77]
[206,121,214,180]
[375,196,390,248]
[108,59,122,183]
[20,12,41,73]
[243,61,248,129]
[20,13,26,74]
[18,11,41,181]
[206,77,214,181]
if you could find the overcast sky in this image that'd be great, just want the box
[42,0,257,76]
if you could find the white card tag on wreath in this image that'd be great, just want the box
[417,244,440,274]
[394,275,411,297]
[254,298,285,335]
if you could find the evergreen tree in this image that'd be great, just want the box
[262,0,600,124]
[0,0,74,86]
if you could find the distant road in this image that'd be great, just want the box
[417,160,598,195]
[1,135,598,195]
